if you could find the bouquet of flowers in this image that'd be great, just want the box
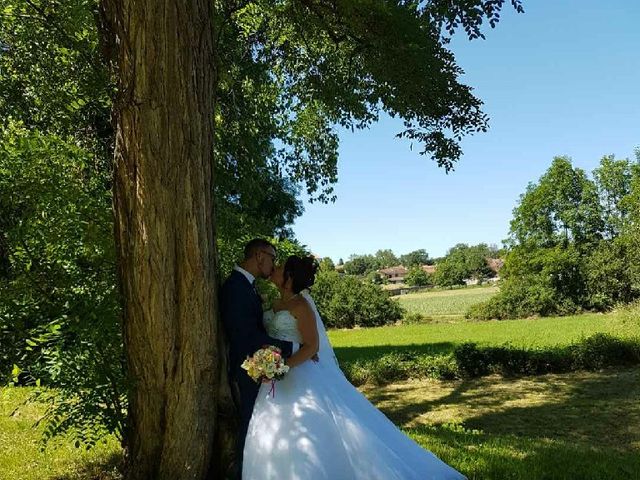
[241,345,289,396]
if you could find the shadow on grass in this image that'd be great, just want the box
[378,369,640,448]
[334,342,456,363]
[409,421,640,480]
[368,368,640,478]
[50,451,123,480]
[464,369,640,451]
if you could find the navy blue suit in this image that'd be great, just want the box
[220,269,293,475]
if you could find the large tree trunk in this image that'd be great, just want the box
[101,1,233,478]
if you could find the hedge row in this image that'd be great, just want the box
[340,333,640,386]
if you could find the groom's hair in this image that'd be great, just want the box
[244,238,275,260]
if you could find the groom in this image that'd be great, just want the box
[220,238,295,478]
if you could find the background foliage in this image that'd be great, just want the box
[469,154,640,320]
[312,269,404,328]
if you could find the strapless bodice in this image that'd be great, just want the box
[263,309,302,343]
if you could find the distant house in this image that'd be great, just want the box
[379,264,437,284]
[378,266,408,284]
[462,258,504,285]
[421,264,436,275]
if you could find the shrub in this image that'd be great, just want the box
[405,267,432,287]
[453,343,490,377]
[341,352,458,386]
[570,333,640,370]
[466,245,585,320]
[402,312,432,325]
[412,354,459,380]
[312,270,404,328]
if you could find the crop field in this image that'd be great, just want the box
[394,286,498,320]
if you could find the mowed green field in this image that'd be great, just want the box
[394,285,498,319]
[327,304,640,478]
[328,308,640,363]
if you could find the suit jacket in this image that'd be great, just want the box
[220,270,294,418]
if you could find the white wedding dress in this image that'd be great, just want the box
[243,291,465,480]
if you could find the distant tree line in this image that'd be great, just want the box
[341,248,431,276]
[338,244,501,288]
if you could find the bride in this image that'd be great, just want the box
[242,255,465,480]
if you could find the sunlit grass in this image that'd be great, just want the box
[0,387,122,480]
[329,308,640,363]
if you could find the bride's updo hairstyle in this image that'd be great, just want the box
[283,255,319,294]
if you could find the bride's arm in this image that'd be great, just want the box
[285,301,319,368]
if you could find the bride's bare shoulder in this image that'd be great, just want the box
[289,295,314,319]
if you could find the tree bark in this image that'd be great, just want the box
[101,0,232,478]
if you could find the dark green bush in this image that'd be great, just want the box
[570,333,640,370]
[0,128,126,443]
[312,270,404,328]
[341,351,458,386]
[453,343,491,377]
[466,245,585,320]
[411,354,459,380]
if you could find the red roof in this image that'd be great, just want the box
[379,266,408,275]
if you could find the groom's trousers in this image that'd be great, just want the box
[231,372,260,480]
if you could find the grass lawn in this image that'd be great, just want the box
[328,308,640,363]
[3,367,639,479]
[363,367,640,479]
[395,285,499,320]
[3,305,638,479]
[0,387,122,480]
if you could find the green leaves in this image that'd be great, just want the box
[312,269,404,328]
[405,266,433,287]
[218,0,523,192]
[433,243,496,287]
[510,156,604,249]
[475,153,640,320]
[0,124,125,444]
[10,364,21,383]
[0,0,112,156]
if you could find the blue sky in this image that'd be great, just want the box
[292,0,640,262]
